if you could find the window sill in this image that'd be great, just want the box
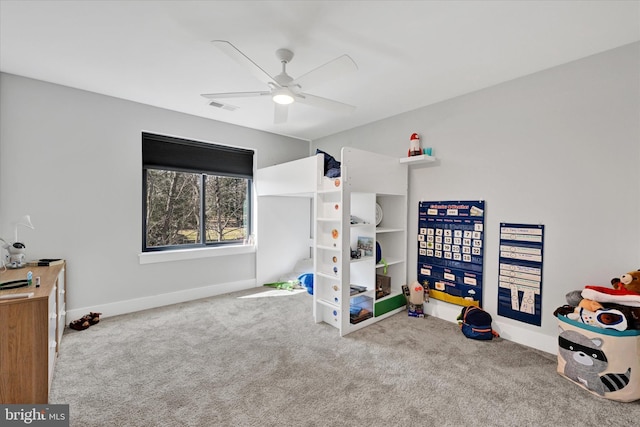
[138,244,255,264]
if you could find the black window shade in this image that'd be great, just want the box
[142,132,253,178]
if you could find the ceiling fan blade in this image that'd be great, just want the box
[201,91,270,99]
[289,55,357,89]
[295,93,356,114]
[274,103,288,124]
[211,40,277,86]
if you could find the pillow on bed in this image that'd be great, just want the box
[316,149,341,177]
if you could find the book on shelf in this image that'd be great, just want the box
[27,258,64,267]
[350,284,367,295]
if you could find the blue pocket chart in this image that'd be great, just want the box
[418,201,485,307]
[497,223,544,326]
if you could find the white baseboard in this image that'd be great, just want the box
[493,320,557,355]
[66,279,256,321]
[424,300,557,355]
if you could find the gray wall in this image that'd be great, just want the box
[313,43,640,352]
[0,73,309,316]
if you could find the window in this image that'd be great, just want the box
[142,133,253,252]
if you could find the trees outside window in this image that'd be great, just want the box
[204,175,248,244]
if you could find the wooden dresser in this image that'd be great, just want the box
[0,262,66,403]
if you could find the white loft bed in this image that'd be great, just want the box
[256,148,407,196]
[255,154,324,197]
[255,148,407,289]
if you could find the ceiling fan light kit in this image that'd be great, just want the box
[202,40,357,123]
[272,89,295,105]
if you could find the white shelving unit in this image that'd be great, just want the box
[313,148,408,336]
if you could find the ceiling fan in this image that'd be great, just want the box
[201,40,358,124]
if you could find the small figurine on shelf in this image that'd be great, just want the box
[408,132,421,157]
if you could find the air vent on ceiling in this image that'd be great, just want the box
[208,100,238,111]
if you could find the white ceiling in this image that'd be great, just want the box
[1,1,638,141]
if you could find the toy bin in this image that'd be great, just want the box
[557,315,640,402]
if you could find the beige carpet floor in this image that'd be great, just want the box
[49,288,640,426]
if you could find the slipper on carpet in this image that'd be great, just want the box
[69,312,102,330]
[69,316,91,331]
